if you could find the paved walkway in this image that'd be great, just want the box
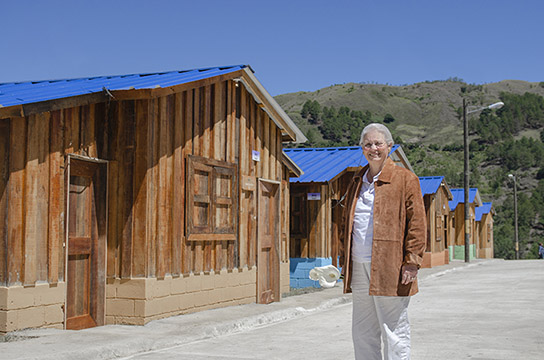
[1,259,542,359]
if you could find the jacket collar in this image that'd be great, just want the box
[377,158,395,183]
[354,157,395,183]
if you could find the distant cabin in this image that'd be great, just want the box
[283,145,413,288]
[418,176,453,268]
[448,188,483,260]
[0,65,307,333]
[475,202,494,259]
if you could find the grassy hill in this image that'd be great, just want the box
[275,79,544,259]
[276,79,544,146]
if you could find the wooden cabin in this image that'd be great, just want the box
[283,145,413,288]
[475,202,494,259]
[448,188,483,261]
[418,176,453,268]
[0,65,307,334]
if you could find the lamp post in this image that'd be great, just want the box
[463,100,504,263]
[508,174,519,259]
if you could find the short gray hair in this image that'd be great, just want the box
[359,123,394,147]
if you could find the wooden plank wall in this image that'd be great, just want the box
[105,80,286,277]
[281,173,289,263]
[0,104,100,286]
[434,188,449,253]
[0,78,289,285]
[424,195,433,252]
[0,119,9,285]
[298,183,330,259]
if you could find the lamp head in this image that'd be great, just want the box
[488,102,504,110]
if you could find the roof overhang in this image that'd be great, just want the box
[0,66,308,145]
[441,179,453,200]
[233,68,307,144]
[0,91,109,118]
[389,146,414,173]
[282,151,304,178]
[474,190,483,207]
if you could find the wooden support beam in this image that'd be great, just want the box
[48,110,64,284]
[171,93,183,276]
[147,98,159,277]
[0,119,10,285]
[132,99,149,277]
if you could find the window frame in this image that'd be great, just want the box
[186,155,238,241]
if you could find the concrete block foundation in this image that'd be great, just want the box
[0,282,66,334]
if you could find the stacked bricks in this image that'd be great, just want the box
[0,283,65,334]
[289,257,333,289]
[106,266,257,326]
[280,261,290,295]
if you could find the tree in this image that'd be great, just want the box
[300,100,322,124]
[383,113,395,123]
[305,127,318,145]
[308,100,321,124]
[300,100,311,119]
[320,116,343,142]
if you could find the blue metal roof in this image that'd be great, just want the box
[0,65,247,107]
[475,202,493,221]
[449,188,479,211]
[284,145,399,183]
[418,176,445,195]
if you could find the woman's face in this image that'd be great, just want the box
[362,130,392,167]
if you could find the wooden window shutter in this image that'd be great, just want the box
[187,155,237,241]
[435,215,442,241]
[188,156,213,237]
[213,165,236,234]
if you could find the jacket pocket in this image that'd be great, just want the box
[370,238,404,295]
[372,238,403,269]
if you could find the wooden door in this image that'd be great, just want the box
[65,157,107,330]
[257,179,280,304]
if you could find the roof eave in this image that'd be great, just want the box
[282,151,304,178]
[389,145,414,173]
[0,91,109,118]
[474,190,483,207]
[238,68,307,144]
[441,179,453,199]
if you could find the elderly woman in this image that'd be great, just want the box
[339,123,426,360]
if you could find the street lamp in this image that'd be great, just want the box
[463,100,504,263]
[508,174,519,259]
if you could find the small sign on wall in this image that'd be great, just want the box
[252,150,260,162]
[307,192,321,200]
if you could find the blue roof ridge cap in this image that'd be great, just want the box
[284,144,400,152]
[284,146,361,152]
[0,64,248,86]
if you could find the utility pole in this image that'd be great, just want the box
[463,99,470,263]
[463,100,504,263]
[509,174,519,259]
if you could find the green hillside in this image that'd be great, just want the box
[275,79,544,259]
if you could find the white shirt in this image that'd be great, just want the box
[351,170,380,263]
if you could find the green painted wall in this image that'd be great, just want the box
[453,245,476,260]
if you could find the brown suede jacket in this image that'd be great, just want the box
[339,158,426,296]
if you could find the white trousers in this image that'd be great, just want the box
[351,261,411,360]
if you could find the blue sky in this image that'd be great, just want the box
[2,0,543,95]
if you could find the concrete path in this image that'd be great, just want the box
[1,259,543,359]
[411,259,544,359]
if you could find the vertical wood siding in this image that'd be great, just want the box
[0,119,10,284]
[0,79,289,285]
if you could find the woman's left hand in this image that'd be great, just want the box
[401,264,418,285]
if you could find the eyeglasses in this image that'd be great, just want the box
[363,142,387,149]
